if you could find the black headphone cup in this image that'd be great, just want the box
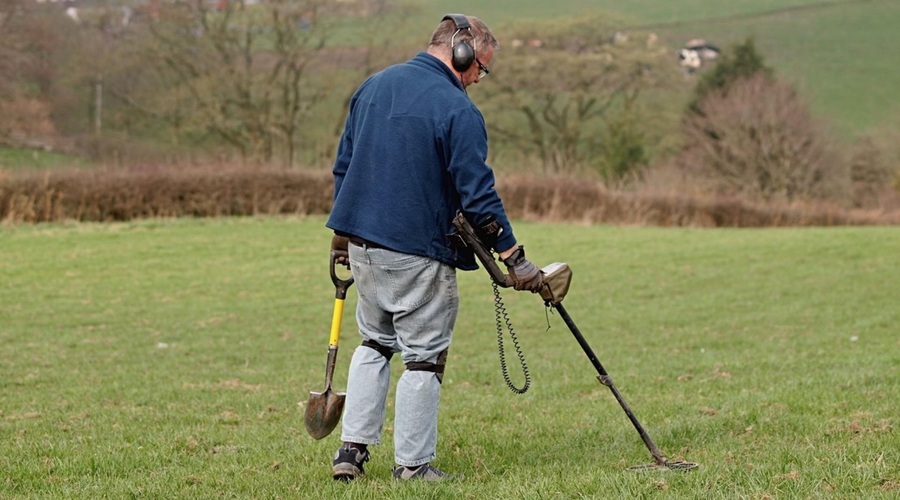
[451,41,475,72]
[443,13,476,72]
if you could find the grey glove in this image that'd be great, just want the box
[503,246,543,292]
[331,234,350,267]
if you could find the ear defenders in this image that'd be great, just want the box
[442,14,475,72]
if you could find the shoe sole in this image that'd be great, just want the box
[333,463,363,481]
[392,466,462,482]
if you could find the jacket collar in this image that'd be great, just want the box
[410,52,466,93]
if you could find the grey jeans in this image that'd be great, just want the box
[340,243,459,467]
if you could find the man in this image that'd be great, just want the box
[326,13,543,482]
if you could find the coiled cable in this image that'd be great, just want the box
[493,281,531,394]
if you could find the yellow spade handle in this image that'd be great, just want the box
[329,298,345,347]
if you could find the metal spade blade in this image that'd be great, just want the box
[304,346,346,440]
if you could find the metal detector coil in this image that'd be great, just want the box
[538,262,572,306]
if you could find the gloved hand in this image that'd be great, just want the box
[331,234,350,268]
[502,246,543,292]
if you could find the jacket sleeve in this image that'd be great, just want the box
[332,111,353,201]
[445,107,517,253]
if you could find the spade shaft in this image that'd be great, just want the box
[321,293,345,391]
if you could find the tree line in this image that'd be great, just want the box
[1,0,897,210]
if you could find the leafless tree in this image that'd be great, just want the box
[0,0,76,147]
[678,74,846,203]
[131,0,336,165]
[475,15,682,178]
[95,0,416,166]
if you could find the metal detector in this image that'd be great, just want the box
[452,212,699,472]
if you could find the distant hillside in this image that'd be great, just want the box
[417,0,899,135]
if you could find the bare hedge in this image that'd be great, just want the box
[0,166,333,223]
[1,167,897,227]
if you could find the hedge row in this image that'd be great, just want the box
[0,167,333,223]
[1,167,897,227]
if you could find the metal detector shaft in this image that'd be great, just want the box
[553,302,667,466]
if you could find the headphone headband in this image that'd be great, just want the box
[442,13,476,72]
[442,13,470,30]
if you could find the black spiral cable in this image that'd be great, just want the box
[492,281,531,394]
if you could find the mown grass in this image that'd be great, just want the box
[1,217,898,498]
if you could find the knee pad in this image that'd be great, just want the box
[405,349,448,384]
[362,339,395,361]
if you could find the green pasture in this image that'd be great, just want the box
[418,0,900,134]
[0,148,91,171]
[1,217,898,498]
[420,0,850,25]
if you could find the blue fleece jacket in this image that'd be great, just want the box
[326,52,517,271]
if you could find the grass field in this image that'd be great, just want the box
[418,0,900,134]
[1,217,898,498]
[0,148,91,171]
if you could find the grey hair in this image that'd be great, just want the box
[429,15,498,58]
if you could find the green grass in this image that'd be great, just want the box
[1,217,898,498]
[418,0,900,134]
[419,0,849,25]
[0,148,90,170]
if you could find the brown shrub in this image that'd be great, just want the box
[0,92,57,148]
[849,135,900,210]
[678,74,848,204]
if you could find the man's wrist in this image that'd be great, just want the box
[498,245,518,262]
[502,246,525,267]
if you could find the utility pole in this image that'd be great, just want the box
[94,75,102,135]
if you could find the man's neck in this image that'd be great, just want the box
[426,46,463,84]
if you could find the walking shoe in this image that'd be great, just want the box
[332,445,370,481]
[392,463,460,481]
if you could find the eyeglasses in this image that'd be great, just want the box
[475,58,490,79]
